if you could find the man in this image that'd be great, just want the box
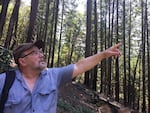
[0,40,121,113]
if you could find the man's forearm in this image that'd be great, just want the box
[72,43,122,78]
[72,51,105,78]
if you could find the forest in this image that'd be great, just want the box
[0,0,149,112]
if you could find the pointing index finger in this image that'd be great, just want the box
[114,43,122,48]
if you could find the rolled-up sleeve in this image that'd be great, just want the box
[47,64,74,88]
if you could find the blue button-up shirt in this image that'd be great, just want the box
[0,64,74,113]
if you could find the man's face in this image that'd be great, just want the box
[19,46,47,70]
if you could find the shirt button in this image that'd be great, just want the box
[32,109,35,112]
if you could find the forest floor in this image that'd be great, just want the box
[57,83,139,113]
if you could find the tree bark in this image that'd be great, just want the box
[84,0,92,87]
[0,0,11,39]
[4,0,20,49]
[27,0,39,42]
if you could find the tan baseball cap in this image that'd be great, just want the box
[13,40,44,64]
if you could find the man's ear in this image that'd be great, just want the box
[18,58,26,66]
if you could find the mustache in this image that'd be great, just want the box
[39,58,46,62]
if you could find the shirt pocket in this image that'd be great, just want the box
[4,91,22,112]
[38,85,57,111]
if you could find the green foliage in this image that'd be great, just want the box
[61,10,85,64]
[58,100,73,111]
[57,99,96,113]
[0,2,30,46]
[17,5,30,42]
[0,46,13,72]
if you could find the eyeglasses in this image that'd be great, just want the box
[20,50,44,58]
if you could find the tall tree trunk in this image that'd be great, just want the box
[115,0,120,102]
[100,0,104,93]
[0,0,11,39]
[141,0,146,112]
[43,0,51,51]
[92,0,98,91]
[122,0,127,106]
[68,36,76,64]
[146,0,150,112]
[137,64,141,111]
[104,0,108,94]
[107,0,112,95]
[128,0,132,107]
[10,16,18,50]
[84,0,92,87]
[57,0,64,66]
[27,0,39,42]
[4,0,20,49]
[47,3,55,67]
[50,0,59,67]
[132,49,141,109]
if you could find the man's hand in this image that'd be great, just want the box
[103,43,122,59]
